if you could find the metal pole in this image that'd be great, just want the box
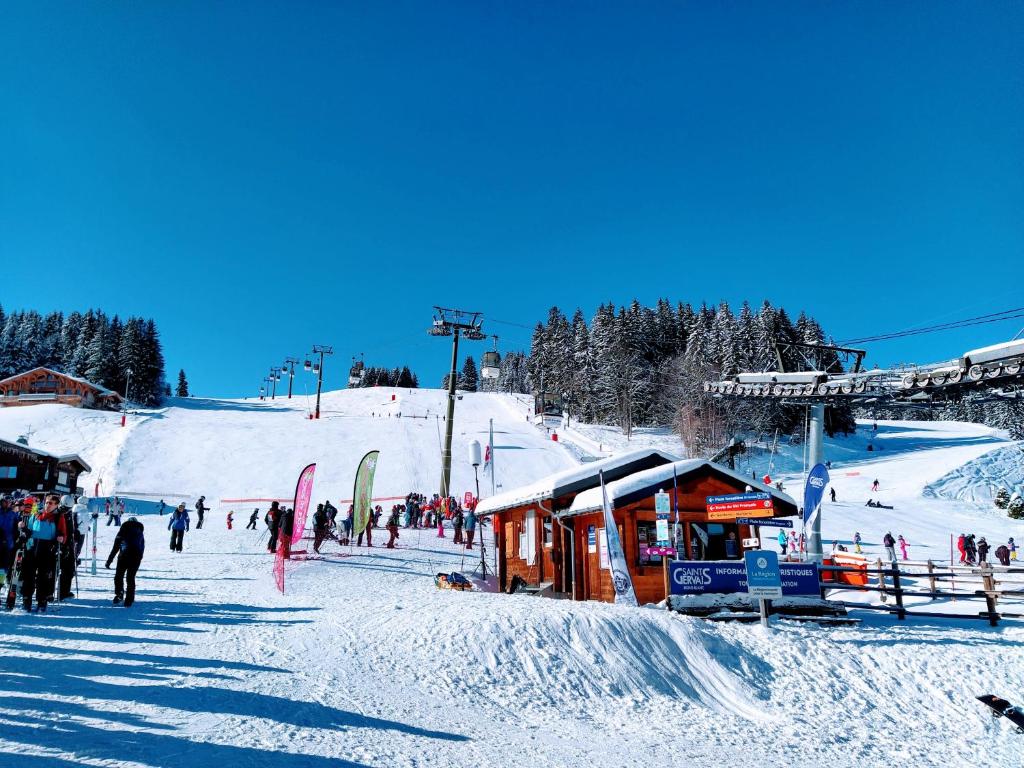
[315,350,324,419]
[90,512,98,575]
[489,418,495,497]
[287,362,294,398]
[807,403,825,562]
[121,368,131,427]
[440,328,460,497]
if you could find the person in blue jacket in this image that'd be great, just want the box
[168,503,190,552]
[464,507,478,550]
[106,516,145,606]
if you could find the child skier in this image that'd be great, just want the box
[897,534,908,561]
[854,531,862,554]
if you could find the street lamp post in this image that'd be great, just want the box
[310,345,333,419]
[120,368,132,427]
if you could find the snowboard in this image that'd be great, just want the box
[977,695,1024,733]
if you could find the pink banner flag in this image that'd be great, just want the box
[275,463,317,594]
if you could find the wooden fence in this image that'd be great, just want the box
[819,560,1024,626]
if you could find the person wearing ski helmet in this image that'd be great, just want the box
[977,537,990,564]
[168,503,190,552]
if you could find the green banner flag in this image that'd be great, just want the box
[352,450,380,536]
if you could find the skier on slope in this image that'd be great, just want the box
[195,496,207,530]
[246,508,259,530]
[854,531,862,554]
[829,487,837,503]
[385,506,401,549]
[897,535,909,561]
[266,501,281,552]
[106,515,145,607]
[871,479,880,492]
[312,504,329,554]
[278,507,295,559]
[168,503,190,552]
[977,537,990,564]
[226,511,234,530]
[965,534,978,565]
[1009,537,1018,561]
[882,531,897,563]
[21,494,67,612]
[324,500,338,530]
[157,499,166,516]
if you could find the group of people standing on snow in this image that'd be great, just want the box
[956,533,1017,567]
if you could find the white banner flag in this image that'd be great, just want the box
[599,470,638,607]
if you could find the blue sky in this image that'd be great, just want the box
[2,2,1022,396]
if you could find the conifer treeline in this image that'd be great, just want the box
[351,366,419,389]
[0,305,167,405]
[525,299,855,454]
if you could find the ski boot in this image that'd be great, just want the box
[112,594,123,606]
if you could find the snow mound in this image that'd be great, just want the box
[924,443,1024,503]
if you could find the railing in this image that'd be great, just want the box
[820,560,1024,626]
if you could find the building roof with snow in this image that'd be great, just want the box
[563,458,798,518]
[0,367,122,410]
[474,448,680,516]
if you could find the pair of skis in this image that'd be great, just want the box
[4,542,65,612]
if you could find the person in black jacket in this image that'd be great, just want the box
[246,508,259,530]
[266,501,281,552]
[106,516,145,607]
[195,496,208,530]
[977,537,990,564]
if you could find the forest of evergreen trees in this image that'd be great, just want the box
[351,366,419,389]
[0,305,167,405]
[518,299,857,455]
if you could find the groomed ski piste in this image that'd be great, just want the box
[1,388,1023,767]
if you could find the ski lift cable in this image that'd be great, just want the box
[838,307,1024,345]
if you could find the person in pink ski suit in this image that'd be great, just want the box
[898,534,908,560]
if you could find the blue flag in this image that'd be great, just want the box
[803,463,830,530]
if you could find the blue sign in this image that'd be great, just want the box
[736,517,793,528]
[744,550,783,598]
[706,491,772,506]
[669,560,820,596]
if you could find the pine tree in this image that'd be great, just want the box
[176,369,190,397]
[459,356,478,392]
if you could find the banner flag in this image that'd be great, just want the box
[275,462,316,594]
[599,470,638,607]
[802,462,830,532]
[352,451,380,536]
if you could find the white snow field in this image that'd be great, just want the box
[1,392,1023,767]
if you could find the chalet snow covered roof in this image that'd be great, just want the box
[0,366,120,398]
[0,435,92,473]
[563,459,798,517]
[474,449,680,515]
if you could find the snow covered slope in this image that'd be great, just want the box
[0,389,579,505]
[2,402,1024,766]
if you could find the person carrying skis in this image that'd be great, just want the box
[777,529,787,555]
[195,496,207,530]
[106,516,145,606]
[882,531,897,563]
[266,501,281,552]
[385,507,401,549]
[246,508,259,530]
[957,534,967,564]
[977,537,990,564]
[21,494,67,612]
[854,531,863,554]
[168,503,189,552]
[897,535,908,561]
[465,506,478,549]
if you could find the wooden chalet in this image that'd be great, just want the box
[477,452,798,604]
[0,436,92,495]
[0,367,122,410]
[476,450,679,597]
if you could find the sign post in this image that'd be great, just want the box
[655,490,672,597]
[744,550,783,628]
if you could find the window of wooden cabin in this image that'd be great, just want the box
[542,516,553,548]
[637,521,662,565]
